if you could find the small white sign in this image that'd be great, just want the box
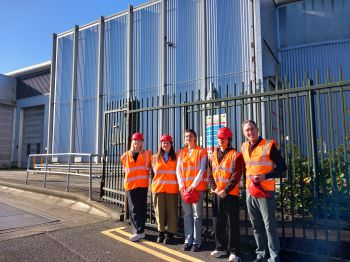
[74,156,82,163]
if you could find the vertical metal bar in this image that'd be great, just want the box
[316,89,329,254]
[308,89,319,249]
[159,0,167,134]
[201,0,207,101]
[296,94,306,239]
[43,154,48,188]
[69,25,79,154]
[326,86,340,242]
[233,83,237,148]
[127,5,134,101]
[100,109,107,198]
[288,95,296,242]
[26,155,30,185]
[89,154,93,200]
[47,33,57,154]
[340,86,350,214]
[43,156,47,188]
[96,16,105,156]
[66,154,71,191]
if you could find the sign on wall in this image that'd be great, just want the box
[206,114,226,153]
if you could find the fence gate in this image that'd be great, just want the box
[100,101,129,208]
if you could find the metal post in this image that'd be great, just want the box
[127,5,134,101]
[69,25,79,154]
[43,154,48,188]
[89,154,93,200]
[66,154,71,191]
[159,0,167,134]
[25,155,30,184]
[47,33,57,154]
[95,16,105,157]
[125,5,134,220]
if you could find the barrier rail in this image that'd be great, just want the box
[26,153,102,200]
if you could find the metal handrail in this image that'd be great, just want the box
[26,153,102,200]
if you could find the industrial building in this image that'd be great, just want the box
[0,0,349,166]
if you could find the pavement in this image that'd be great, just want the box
[0,169,121,221]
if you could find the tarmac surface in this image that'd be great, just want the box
[0,169,346,262]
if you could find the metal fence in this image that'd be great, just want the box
[101,76,350,260]
[27,153,102,200]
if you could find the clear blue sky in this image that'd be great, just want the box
[0,0,145,74]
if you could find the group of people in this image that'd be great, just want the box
[120,120,287,262]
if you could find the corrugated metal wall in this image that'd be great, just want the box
[0,104,14,168]
[280,40,350,85]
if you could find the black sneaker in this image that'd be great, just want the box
[182,243,192,251]
[163,233,174,244]
[157,232,165,243]
[191,244,201,252]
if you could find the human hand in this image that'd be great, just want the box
[253,174,265,183]
[210,188,218,194]
[186,186,195,193]
[217,190,227,198]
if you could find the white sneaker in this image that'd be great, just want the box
[210,250,228,257]
[129,233,145,242]
[228,253,241,262]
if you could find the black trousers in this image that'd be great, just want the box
[212,194,240,255]
[127,187,148,234]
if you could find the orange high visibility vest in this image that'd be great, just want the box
[178,146,207,191]
[241,139,276,191]
[210,149,241,196]
[121,150,151,190]
[151,155,179,194]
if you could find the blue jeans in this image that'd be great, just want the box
[246,191,280,262]
[181,191,205,246]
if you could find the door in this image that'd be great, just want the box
[21,106,45,168]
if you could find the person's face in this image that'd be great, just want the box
[243,123,259,143]
[218,137,229,149]
[161,141,171,153]
[185,132,196,146]
[132,139,143,150]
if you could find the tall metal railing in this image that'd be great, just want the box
[101,76,350,259]
[26,153,102,200]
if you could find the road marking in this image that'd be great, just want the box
[102,230,181,262]
[102,227,204,262]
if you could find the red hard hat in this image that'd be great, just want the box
[160,134,173,143]
[131,132,144,141]
[248,180,271,198]
[182,189,200,204]
[217,127,233,139]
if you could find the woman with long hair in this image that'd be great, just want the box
[176,129,207,252]
[121,132,151,242]
[151,134,178,244]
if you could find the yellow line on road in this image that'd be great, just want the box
[101,230,181,262]
[102,227,205,262]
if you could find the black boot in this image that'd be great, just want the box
[163,232,174,244]
[157,232,165,243]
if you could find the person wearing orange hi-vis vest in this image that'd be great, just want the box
[176,129,207,252]
[241,120,287,262]
[151,134,179,244]
[121,132,151,242]
[208,127,243,262]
